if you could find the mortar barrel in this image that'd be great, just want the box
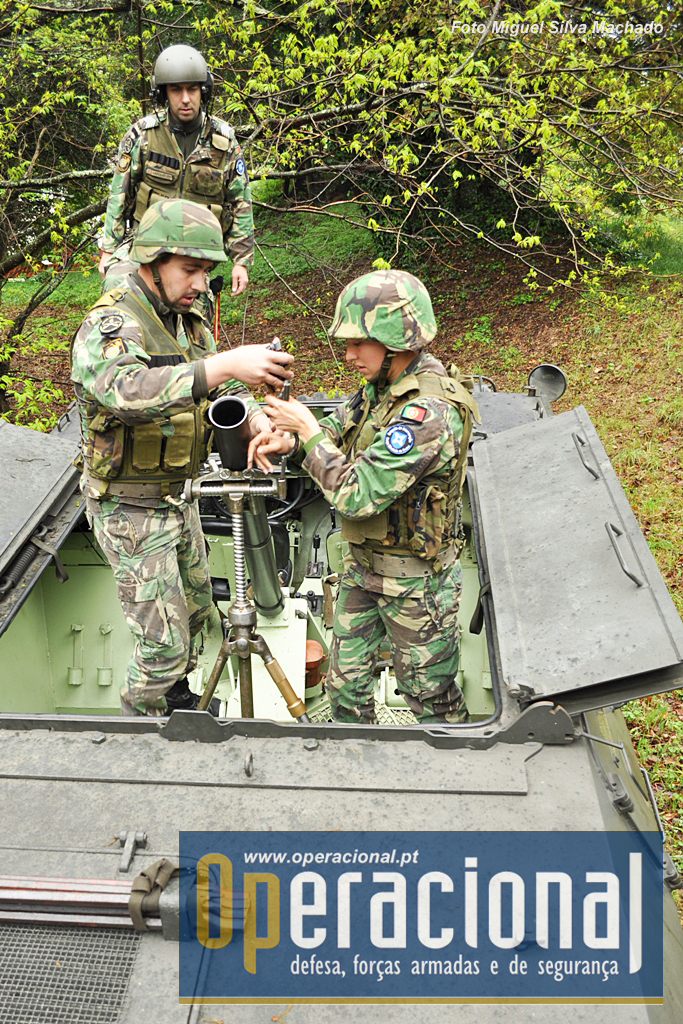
[243,496,285,618]
[208,395,251,471]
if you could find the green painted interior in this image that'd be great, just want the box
[0,483,494,722]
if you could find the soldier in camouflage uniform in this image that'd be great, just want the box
[98,44,253,304]
[254,270,480,725]
[72,199,293,716]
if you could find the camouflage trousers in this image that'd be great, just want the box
[327,560,467,725]
[86,495,213,715]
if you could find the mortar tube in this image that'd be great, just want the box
[243,495,285,618]
[208,395,251,471]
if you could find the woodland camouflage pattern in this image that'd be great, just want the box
[130,199,228,264]
[72,280,204,474]
[87,496,213,716]
[328,562,466,724]
[302,353,465,532]
[100,109,253,272]
[302,346,472,725]
[71,274,257,497]
[329,270,438,351]
[71,270,258,713]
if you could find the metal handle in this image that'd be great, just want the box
[605,522,643,587]
[572,432,599,479]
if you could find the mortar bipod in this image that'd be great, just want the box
[184,476,310,723]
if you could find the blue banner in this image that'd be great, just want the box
[178,830,662,1003]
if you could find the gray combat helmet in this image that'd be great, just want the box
[151,45,213,104]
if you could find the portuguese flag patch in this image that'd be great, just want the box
[401,403,427,423]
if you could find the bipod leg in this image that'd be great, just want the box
[196,491,307,721]
[235,628,255,719]
[197,619,235,712]
[250,634,311,723]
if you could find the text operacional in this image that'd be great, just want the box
[193,852,644,975]
[178,831,663,1002]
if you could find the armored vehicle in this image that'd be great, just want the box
[0,366,682,1022]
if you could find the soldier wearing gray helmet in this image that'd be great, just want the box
[75,199,291,716]
[98,44,253,303]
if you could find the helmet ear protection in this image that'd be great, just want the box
[149,71,213,106]
[149,44,213,106]
[149,75,164,106]
[201,70,214,104]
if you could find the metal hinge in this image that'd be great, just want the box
[607,773,634,813]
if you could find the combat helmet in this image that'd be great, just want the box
[329,270,437,352]
[150,44,213,104]
[130,199,228,266]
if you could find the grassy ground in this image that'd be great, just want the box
[2,214,683,900]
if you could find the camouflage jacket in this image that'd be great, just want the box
[101,109,253,268]
[70,273,259,501]
[301,353,478,572]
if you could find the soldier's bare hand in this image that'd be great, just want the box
[204,346,294,391]
[97,250,110,279]
[264,394,320,442]
[231,265,248,296]
[247,429,295,472]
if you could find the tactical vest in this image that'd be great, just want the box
[133,118,234,229]
[339,365,480,565]
[78,288,210,495]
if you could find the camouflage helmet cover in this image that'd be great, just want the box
[129,199,228,265]
[329,270,437,352]
[153,44,208,86]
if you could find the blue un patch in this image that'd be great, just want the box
[385,423,415,455]
[235,158,245,176]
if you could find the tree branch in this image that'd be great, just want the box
[0,168,110,191]
[0,200,106,277]
[254,240,340,371]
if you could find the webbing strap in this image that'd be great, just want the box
[128,857,178,931]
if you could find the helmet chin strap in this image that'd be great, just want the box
[151,260,182,313]
[369,350,419,393]
[374,353,393,393]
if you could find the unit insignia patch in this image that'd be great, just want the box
[384,423,415,455]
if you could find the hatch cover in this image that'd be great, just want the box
[0,923,139,1023]
[0,419,79,577]
[472,406,683,714]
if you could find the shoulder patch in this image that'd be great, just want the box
[401,403,427,423]
[384,423,415,456]
[119,123,140,155]
[235,157,245,176]
[116,152,131,173]
[101,337,127,360]
[98,313,125,335]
